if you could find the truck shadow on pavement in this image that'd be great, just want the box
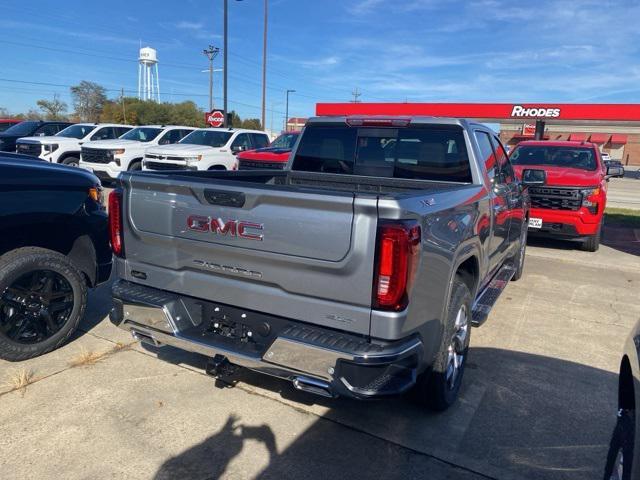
[149,345,619,480]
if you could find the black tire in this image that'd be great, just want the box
[511,222,528,281]
[62,156,80,167]
[603,409,635,480]
[208,165,227,171]
[581,223,602,252]
[128,160,142,171]
[0,247,87,361]
[412,276,472,411]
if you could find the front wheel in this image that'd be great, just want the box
[0,247,87,361]
[62,156,80,167]
[412,276,471,411]
[128,160,142,171]
[581,224,602,252]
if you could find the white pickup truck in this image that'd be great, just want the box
[16,123,133,166]
[142,128,270,171]
[79,125,195,181]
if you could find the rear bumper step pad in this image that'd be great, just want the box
[110,279,424,398]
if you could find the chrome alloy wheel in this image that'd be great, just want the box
[610,447,624,480]
[445,304,469,390]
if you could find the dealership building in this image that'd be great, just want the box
[315,103,640,166]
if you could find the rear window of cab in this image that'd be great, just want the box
[291,125,471,182]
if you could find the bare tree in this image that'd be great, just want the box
[70,81,107,122]
[36,94,68,120]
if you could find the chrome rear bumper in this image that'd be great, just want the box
[111,280,424,399]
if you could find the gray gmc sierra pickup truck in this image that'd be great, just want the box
[109,116,544,410]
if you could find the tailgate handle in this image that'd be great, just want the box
[204,189,246,208]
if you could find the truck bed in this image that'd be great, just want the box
[134,169,472,196]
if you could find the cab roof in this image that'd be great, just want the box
[516,140,599,148]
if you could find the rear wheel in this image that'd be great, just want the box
[604,409,635,480]
[62,156,80,167]
[511,222,528,281]
[581,223,602,252]
[412,277,471,411]
[0,247,87,361]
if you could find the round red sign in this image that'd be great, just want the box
[206,110,225,127]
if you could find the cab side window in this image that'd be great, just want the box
[251,133,269,149]
[114,127,131,137]
[158,130,181,145]
[474,131,496,179]
[231,133,251,151]
[35,124,58,136]
[91,127,115,140]
[491,136,515,184]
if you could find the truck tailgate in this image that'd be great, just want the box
[121,175,378,334]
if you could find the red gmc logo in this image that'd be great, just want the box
[187,216,264,241]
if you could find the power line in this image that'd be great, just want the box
[0,77,288,116]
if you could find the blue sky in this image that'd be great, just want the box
[1,0,640,128]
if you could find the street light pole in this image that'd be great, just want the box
[261,0,268,131]
[285,89,295,132]
[223,0,228,127]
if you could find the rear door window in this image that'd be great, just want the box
[292,125,471,182]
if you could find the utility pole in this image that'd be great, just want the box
[351,87,361,103]
[285,89,295,132]
[203,45,220,111]
[261,0,268,130]
[120,88,127,124]
[223,0,229,127]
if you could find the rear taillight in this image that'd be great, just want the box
[373,222,421,311]
[108,190,124,257]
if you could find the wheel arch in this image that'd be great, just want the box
[57,151,80,164]
[0,216,97,287]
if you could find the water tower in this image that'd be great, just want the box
[138,47,160,102]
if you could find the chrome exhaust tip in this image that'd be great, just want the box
[292,376,334,398]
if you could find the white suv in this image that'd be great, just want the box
[79,125,195,181]
[142,128,270,171]
[16,123,133,166]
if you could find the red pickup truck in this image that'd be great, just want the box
[510,140,620,252]
[237,131,300,170]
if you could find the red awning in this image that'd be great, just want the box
[568,133,587,141]
[610,134,628,144]
[589,133,609,144]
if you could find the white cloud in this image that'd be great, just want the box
[175,21,204,30]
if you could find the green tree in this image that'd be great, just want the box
[228,110,242,128]
[241,118,262,130]
[70,81,107,122]
[36,95,68,120]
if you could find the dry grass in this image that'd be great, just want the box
[68,347,106,367]
[4,368,36,396]
[68,341,136,368]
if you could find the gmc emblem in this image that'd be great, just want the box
[187,216,264,241]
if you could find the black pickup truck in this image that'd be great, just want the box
[0,154,112,360]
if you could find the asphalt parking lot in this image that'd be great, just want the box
[1,195,639,480]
